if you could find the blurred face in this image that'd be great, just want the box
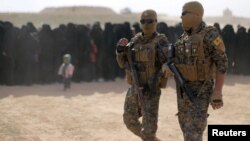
[181,2,203,32]
[181,10,195,31]
[140,18,157,35]
[63,57,69,64]
[140,10,157,36]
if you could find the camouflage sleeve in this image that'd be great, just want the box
[116,51,127,69]
[204,27,228,73]
[156,34,169,65]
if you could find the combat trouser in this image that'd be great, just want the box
[123,87,161,141]
[176,80,213,141]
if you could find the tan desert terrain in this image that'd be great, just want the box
[0,75,249,141]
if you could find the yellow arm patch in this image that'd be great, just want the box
[212,36,225,52]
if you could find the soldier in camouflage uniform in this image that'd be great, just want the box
[116,9,171,141]
[163,1,228,141]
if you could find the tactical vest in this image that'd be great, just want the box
[175,26,215,81]
[125,33,164,86]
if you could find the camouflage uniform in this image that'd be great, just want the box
[116,31,169,141]
[174,21,228,141]
[170,1,228,140]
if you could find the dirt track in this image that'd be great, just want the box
[0,75,249,141]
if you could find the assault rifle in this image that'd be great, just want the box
[125,41,145,108]
[165,44,196,104]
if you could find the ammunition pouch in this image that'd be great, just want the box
[196,60,213,80]
[125,63,151,85]
[176,62,214,81]
[125,66,168,87]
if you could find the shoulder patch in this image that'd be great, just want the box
[212,36,225,52]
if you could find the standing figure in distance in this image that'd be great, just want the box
[116,9,172,141]
[168,1,228,141]
[58,54,75,91]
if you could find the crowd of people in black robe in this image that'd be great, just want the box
[0,20,249,86]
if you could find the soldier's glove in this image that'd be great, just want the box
[116,38,128,53]
[210,90,223,110]
[161,63,174,78]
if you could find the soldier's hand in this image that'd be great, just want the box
[210,90,223,110]
[116,38,128,53]
[118,38,128,46]
[162,63,174,78]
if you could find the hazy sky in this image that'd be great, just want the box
[1,0,250,18]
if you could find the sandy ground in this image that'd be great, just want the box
[0,75,249,141]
